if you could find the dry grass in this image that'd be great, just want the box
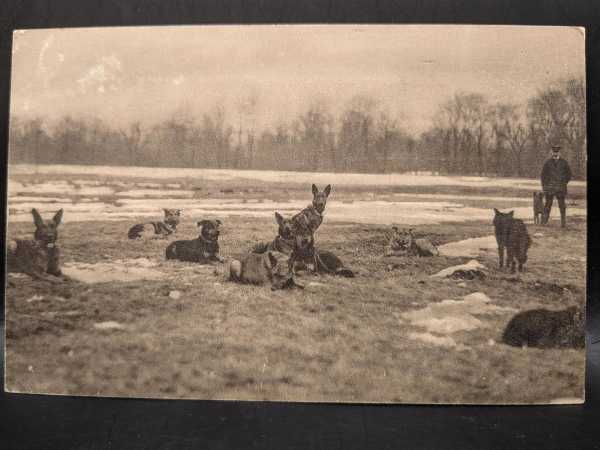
[4,206,586,403]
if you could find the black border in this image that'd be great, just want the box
[1,1,599,449]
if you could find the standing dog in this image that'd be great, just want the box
[227,251,303,290]
[128,209,181,239]
[493,209,531,273]
[165,219,224,263]
[533,192,545,225]
[7,208,67,283]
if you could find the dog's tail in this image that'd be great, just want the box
[316,251,355,277]
[128,224,144,239]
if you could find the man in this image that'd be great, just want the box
[541,145,572,228]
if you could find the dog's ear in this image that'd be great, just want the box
[266,251,277,269]
[323,184,331,197]
[391,226,398,232]
[215,219,222,226]
[312,184,319,197]
[31,209,44,228]
[176,209,182,215]
[275,212,284,226]
[164,208,170,214]
[197,220,210,228]
[493,208,500,215]
[508,211,514,217]
[52,209,63,226]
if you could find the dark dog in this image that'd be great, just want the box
[165,219,224,263]
[227,251,303,290]
[493,209,531,273]
[7,208,67,283]
[292,184,331,234]
[128,209,181,239]
[502,306,584,349]
[533,192,545,225]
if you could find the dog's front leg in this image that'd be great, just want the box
[498,245,504,269]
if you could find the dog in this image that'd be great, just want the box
[502,306,584,349]
[128,209,181,239]
[253,212,316,273]
[385,227,439,257]
[493,209,531,273]
[165,219,224,263]
[227,250,303,290]
[291,184,331,234]
[533,192,545,225]
[7,208,67,283]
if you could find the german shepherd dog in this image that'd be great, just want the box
[7,208,67,283]
[253,212,315,272]
[165,219,224,263]
[533,192,545,225]
[292,184,331,234]
[385,227,439,257]
[227,251,303,290]
[128,209,181,239]
[493,209,532,273]
[502,306,584,348]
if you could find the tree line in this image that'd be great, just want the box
[9,77,586,179]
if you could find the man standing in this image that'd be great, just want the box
[541,145,572,228]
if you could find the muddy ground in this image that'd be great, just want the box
[4,196,586,403]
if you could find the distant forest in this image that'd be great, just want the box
[9,77,586,180]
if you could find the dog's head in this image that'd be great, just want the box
[197,219,222,241]
[274,212,294,240]
[311,184,331,214]
[164,209,181,228]
[32,208,63,246]
[493,208,514,229]
[289,215,314,254]
[265,251,298,291]
[389,226,412,251]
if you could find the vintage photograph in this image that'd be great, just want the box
[4,25,586,404]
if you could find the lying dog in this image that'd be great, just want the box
[253,212,315,272]
[502,306,584,349]
[533,191,545,225]
[128,209,181,239]
[254,212,354,277]
[165,219,224,263]
[385,227,439,257]
[227,251,303,290]
[7,208,68,283]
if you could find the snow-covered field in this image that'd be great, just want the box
[6,164,587,225]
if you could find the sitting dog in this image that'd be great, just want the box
[493,209,531,273]
[7,208,67,283]
[128,209,181,239]
[291,184,331,234]
[227,250,303,290]
[502,306,584,349]
[533,192,545,225]
[165,219,224,263]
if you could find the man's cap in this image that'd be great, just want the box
[551,145,561,152]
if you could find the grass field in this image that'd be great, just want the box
[4,166,587,403]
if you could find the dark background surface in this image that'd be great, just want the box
[0,1,599,449]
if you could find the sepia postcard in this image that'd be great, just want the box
[4,25,586,404]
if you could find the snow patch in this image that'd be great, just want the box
[438,236,498,258]
[62,258,164,283]
[431,260,487,278]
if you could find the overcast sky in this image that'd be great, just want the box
[10,25,585,135]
